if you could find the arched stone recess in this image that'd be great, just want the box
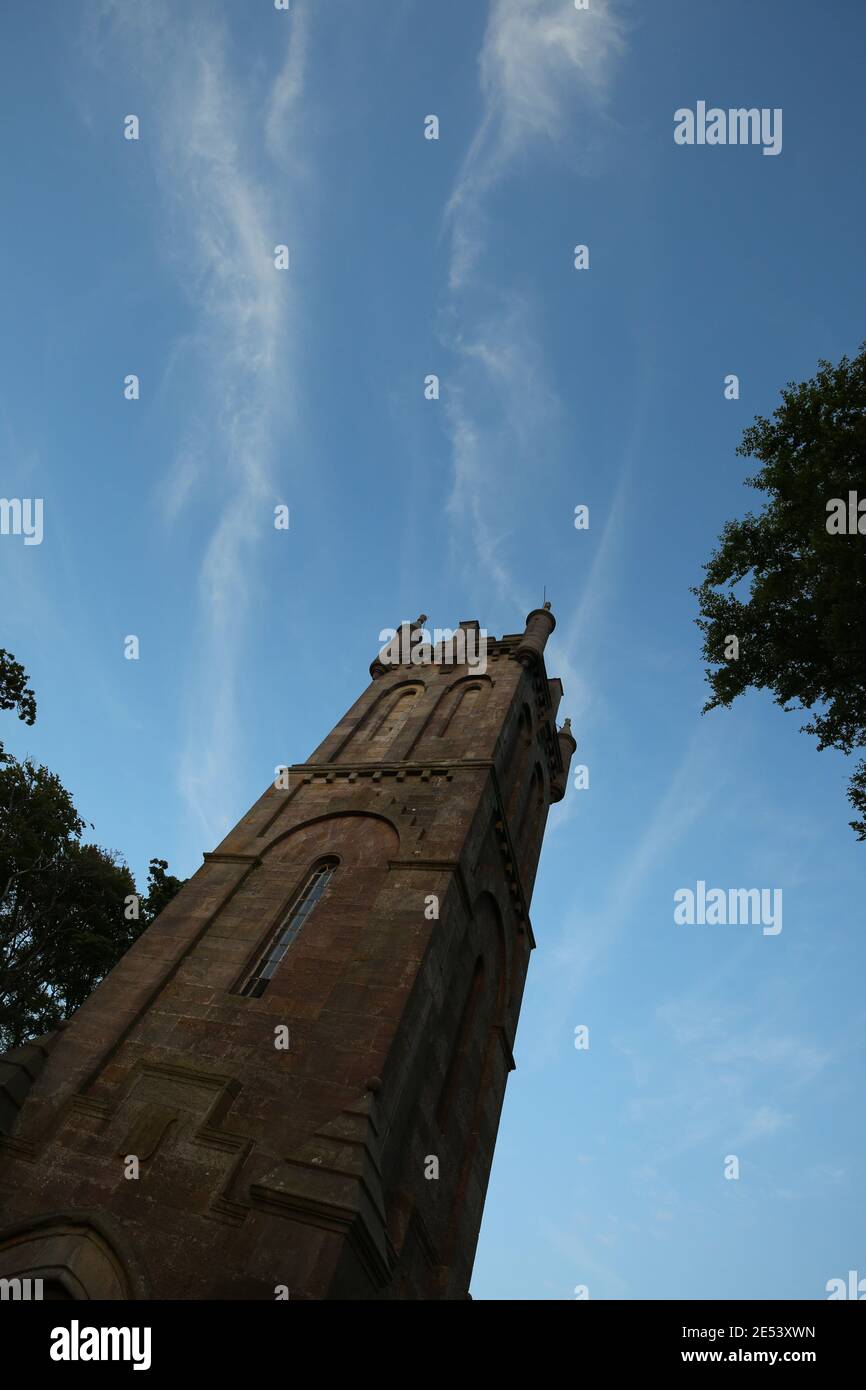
[506,702,535,826]
[260,811,401,867]
[436,891,509,1130]
[215,814,404,1006]
[518,762,545,834]
[0,1210,151,1299]
[468,891,509,1021]
[329,680,427,763]
[406,674,494,759]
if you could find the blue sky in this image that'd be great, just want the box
[1,0,864,1300]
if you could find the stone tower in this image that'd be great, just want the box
[0,607,574,1300]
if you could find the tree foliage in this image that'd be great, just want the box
[0,647,36,762]
[142,857,185,922]
[0,649,185,1049]
[693,344,866,839]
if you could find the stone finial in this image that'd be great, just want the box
[550,716,576,801]
[371,615,428,677]
[557,717,576,751]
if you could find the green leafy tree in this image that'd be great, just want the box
[0,649,185,1049]
[0,647,36,762]
[0,757,141,1048]
[142,857,185,923]
[693,345,866,839]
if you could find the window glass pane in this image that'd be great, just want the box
[239,863,334,998]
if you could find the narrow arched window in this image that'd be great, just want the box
[239,859,337,998]
[367,686,420,741]
[437,683,482,737]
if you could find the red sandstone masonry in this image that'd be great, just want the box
[0,608,574,1299]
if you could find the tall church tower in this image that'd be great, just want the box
[0,607,574,1300]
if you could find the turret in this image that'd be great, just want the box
[550,717,576,802]
[515,601,555,669]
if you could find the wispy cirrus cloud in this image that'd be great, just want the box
[543,720,726,994]
[446,0,626,290]
[88,0,309,840]
[266,10,311,170]
[442,291,566,611]
[438,1,627,638]
[622,995,830,1172]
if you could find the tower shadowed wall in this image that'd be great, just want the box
[0,607,574,1299]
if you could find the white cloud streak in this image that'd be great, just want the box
[438,0,626,645]
[446,0,626,289]
[89,1,308,841]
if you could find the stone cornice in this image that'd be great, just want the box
[203,851,263,866]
